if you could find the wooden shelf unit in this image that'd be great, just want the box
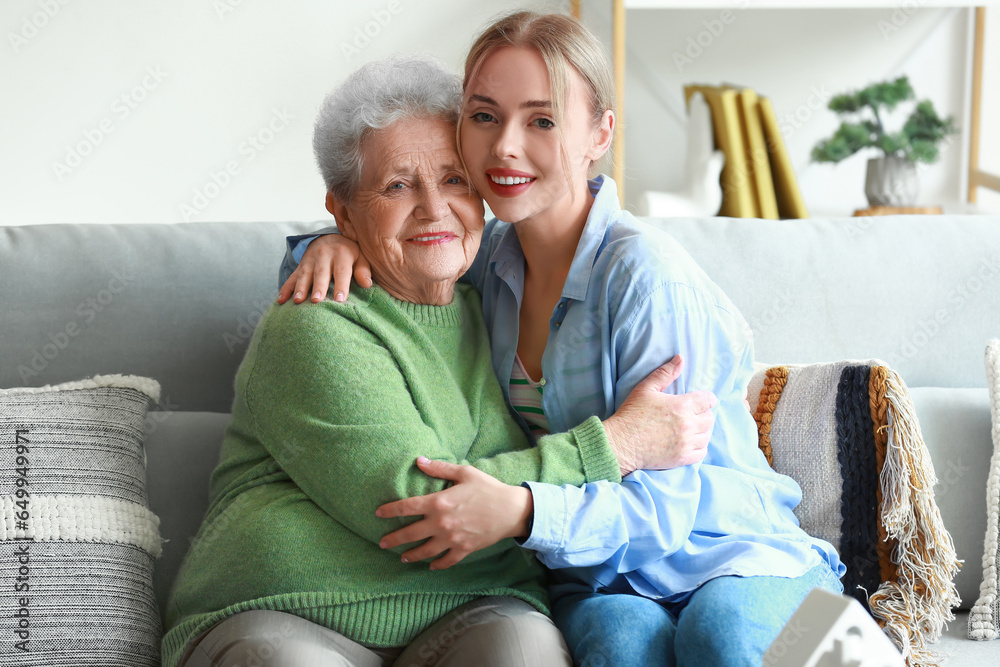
[602,1,998,206]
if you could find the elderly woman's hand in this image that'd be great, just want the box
[376,457,533,571]
[277,234,373,305]
[603,355,717,477]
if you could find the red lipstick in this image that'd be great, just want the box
[485,168,536,197]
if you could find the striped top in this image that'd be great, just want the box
[510,356,549,435]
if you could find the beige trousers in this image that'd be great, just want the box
[177,596,572,667]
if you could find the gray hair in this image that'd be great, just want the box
[313,56,462,202]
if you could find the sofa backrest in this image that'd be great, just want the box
[2,221,320,410]
[649,215,998,390]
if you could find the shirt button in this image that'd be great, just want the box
[539,378,547,387]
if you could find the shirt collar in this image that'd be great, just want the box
[490,219,524,279]
[488,174,621,297]
[562,175,619,302]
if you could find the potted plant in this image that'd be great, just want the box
[811,76,958,207]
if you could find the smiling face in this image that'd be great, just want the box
[459,45,612,227]
[331,116,484,305]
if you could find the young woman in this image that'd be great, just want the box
[279,12,844,666]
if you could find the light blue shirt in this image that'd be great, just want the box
[282,175,844,602]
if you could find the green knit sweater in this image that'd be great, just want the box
[162,283,620,666]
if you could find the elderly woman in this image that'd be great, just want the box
[162,57,689,667]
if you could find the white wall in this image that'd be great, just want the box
[1,0,562,225]
[2,0,995,225]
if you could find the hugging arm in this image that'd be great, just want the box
[378,353,718,568]
[525,288,757,572]
[243,304,620,563]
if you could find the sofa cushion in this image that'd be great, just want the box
[969,340,1000,640]
[748,361,960,664]
[0,375,163,666]
[144,411,230,620]
[909,386,993,612]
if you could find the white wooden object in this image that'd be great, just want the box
[763,589,905,667]
[637,92,723,217]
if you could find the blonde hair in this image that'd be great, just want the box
[459,11,616,182]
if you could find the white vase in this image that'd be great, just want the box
[865,156,918,207]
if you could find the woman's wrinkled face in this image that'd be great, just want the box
[338,117,485,293]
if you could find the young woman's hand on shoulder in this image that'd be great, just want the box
[278,234,372,304]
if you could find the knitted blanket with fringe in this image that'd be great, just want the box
[748,360,961,666]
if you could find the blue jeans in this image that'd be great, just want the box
[552,563,843,667]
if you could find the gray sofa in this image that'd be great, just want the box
[1,214,997,664]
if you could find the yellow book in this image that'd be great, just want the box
[758,96,808,219]
[683,84,756,218]
[724,86,779,219]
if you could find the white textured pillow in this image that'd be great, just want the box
[0,375,163,665]
[969,340,1000,640]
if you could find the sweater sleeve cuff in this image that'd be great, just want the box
[572,415,622,484]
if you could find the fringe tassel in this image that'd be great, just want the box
[868,368,962,666]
